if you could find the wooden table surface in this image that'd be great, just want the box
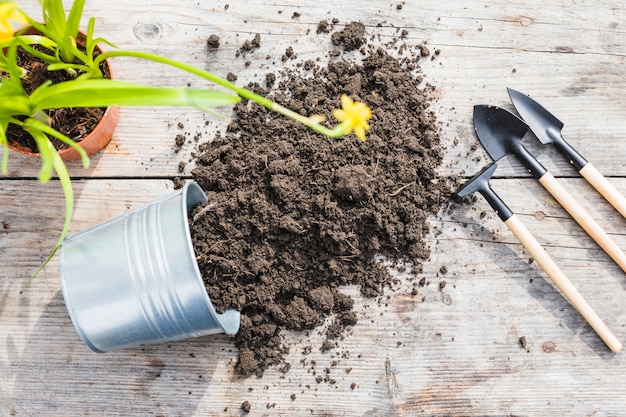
[2,1,626,416]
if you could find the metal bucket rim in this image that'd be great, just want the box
[181,181,240,335]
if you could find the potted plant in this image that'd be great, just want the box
[0,0,372,280]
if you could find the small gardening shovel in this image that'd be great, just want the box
[473,105,626,275]
[508,87,626,218]
[458,162,621,353]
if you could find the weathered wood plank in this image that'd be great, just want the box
[1,178,625,416]
[2,0,626,416]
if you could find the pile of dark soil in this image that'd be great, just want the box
[189,21,450,376]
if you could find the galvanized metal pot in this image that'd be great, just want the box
[58,182,240,352]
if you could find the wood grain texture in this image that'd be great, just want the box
[2,1,626,416]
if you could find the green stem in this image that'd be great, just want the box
[95,51,346,138]
[96,51,271,103]
[271,103,347,138]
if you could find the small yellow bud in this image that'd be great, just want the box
[309,114,326,124]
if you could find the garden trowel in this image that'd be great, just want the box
[508,87,626,218]
[473,105,626,274]
[458,162,621,353]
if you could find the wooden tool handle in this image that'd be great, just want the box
[539,171,626,273]
[579,162,626,219]
[505,215,622,352]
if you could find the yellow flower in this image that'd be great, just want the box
[332,94,372,141]
[0,2,26,42]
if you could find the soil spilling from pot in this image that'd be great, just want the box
[189,21,451,376]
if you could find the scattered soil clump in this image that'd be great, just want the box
[206,34,220,51]
[317,20,331,34]
[189,22,450,376]
[331,21,366,51]
[236,33,261,57]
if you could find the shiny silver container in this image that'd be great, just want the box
[59,181,240,352]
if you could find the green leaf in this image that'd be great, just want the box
[23,116,90,168]
[0,119,9,174]
[30,79,241,111]
[26,127,54,183]
[41,0,66,36]
[46,62,91,73]
[0,95,31,117]
[17,34,58,50]
[65,0,85,40]
[27,139,74,283]
[4,41,24,86]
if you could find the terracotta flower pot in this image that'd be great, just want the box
[7,26,119,161]
[8,104,120,161]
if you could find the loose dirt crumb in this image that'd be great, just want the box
[418,44,430,57]
[265,72,276,88]
[282,46,296,62]
[519,336,530,352]
[206,34,220,51]
[241,34,261,51]
[235,34,261,58]
[331,21,366,51]
[317,20,331,34]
